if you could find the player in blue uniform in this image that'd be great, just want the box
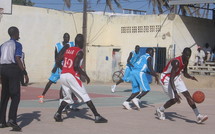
[38,33,75,103]
[122,48,159,110]
[111,45,140,93]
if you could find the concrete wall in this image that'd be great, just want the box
[0,5,214,82]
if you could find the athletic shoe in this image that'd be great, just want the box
[111,85,116,93]
[6,120,21,131]
[54,113,63,122]
[132,98,140,109]
[197,114,208,124]
[123,101,131,110]
[0,123,8,128]
[156,108,165,120]
[95,115,108,123]
[38,95,44,103]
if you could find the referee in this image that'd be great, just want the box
[0,26,28,131]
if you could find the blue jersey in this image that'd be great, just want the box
[133,53,151,72]
[55,42,74,53]
[130,53,152,93]
[49,41,75,83]
[127,51,140,67]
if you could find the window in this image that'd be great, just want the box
[121,25,161,33]
[132,26,137,33]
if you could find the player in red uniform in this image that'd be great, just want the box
[156,47,208,124]
[54,34,107,123]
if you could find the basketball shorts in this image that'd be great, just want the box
[60,73,91,104]
[131,70,150,93]
[48,68,61,83]
[160,73,188,99]
[122,66,132,82]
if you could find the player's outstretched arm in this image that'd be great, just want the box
[74,51,90,84]
[183,64,198,81]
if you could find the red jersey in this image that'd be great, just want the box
[162,56,185,76]
[161,56,185,84]
[61,47,82,77]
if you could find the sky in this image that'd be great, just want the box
[30,0,214,19]
[30,0,165,14]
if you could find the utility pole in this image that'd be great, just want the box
[82,0,87,70]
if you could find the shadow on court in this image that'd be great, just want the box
[17,111,41,128]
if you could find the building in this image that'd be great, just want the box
[0,5,214,82]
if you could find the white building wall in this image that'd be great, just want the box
[0,5,214,82]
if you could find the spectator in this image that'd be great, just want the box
[194,46,205,66]
[202,43,211,62]
[210,48,215,62]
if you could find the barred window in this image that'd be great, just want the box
[144,26,149,32]
[121,27,131,33]
[156,25,161,32]
[121,25,161,33]
[150,25,155,32]
[138,26,143,33]
[132,26,137,33]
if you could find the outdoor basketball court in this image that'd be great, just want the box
[0,0,214,133]
[0,81,214,134]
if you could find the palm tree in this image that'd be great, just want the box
[148,0,171,14]
[97,0,122,13]
[64,0,123,13]
[148,0,212,19]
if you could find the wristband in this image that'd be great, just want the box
[22,70,28,75]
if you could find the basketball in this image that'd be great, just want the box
[192,91,205,103]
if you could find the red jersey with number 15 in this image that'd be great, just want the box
[61,47,82,77]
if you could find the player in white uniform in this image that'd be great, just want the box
[54,34,107,123]
[156,47,208,124]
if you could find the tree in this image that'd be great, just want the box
[148,0,212,19]
[97,0,123,13]
[12,0,34,6]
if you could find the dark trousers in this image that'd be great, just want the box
[0,64,21,124]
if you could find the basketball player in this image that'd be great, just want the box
[122,48,159,110]
[38,33,75,103]
[111,45,140,93]
[156,47,208,124]
[54,34,107,123]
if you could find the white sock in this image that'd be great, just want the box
[159,106,165,112]
[193,108,200,117]
[59,99,63,105]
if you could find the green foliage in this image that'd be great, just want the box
[12,0,34,6]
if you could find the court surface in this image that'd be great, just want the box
[0,81,214,134]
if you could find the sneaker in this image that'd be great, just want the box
[197,114,208,124]
[6,120,21,131]
[122,101,131,110]
[38,95,44,103]
[95,115,108,123]
[132,98,140,109]
[156,108,165,120]
[54,113,63,122]
[111,85,116,93]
